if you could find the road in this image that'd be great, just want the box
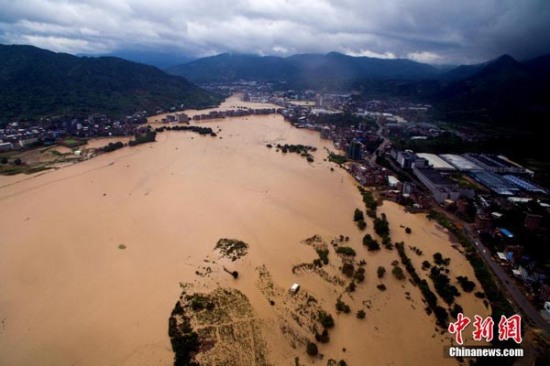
[368,120,390,164]
[468,230,550,336]
[433,205,550,336]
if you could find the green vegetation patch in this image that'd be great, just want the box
[59,138,86,148]
[101,141,125,152]
[318,310,335,329]
[275,143,316,162]
[363,234,380,251]
[427,209,514,318]
[129,130,156,146]
[169,287,267,365]
[335,246,356,257]
[373,213,390,238]
[392,265,406,281]
[429,266,460,305]
[456,276,476,292]
[0,163,52,176]
[155,125,216,137]
[353,208,367,230]
[215,238,249,261]
[335,298,351,314]
[358,186,378,214]
[316,248,330,265]
[306,341,318,356]
[354,267,365,283]
[395,241,449,328]
[328,152,347,165]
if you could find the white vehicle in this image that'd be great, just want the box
[290,283,300,294]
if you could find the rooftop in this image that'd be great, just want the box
[399,151,417,159]
[465,154,525,171]
[387,175,400,185]
[502,175,547,194]
[415,167,454,186]
[440,154,483,171]
[469,171,519,195]
[499,228,514,238]
[417,153,456,170]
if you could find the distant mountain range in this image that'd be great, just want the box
[0,44,221,122]
[78,49,194,69]
[167,51,549,128]
[1,44,548,129]
[166,52,440,85]
[342,54,549,129]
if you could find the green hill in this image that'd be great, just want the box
[433,54,550,128]
[0,44,221,122]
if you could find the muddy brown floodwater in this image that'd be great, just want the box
[0,96,488,365]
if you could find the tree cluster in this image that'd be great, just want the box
[353,208,367,230]
[336,298,351,314]
[363,234,380,251]
[456,276,476,292]
[336,246,356,257]
[433,252,450,266]
[395,242,448,327]
[276,143,316,162]
[358,187,378,217]
[315,248,330,265]
[373,213,390,238]
[429,266,461,305]
[129,130,157,146]
[101,141,124,152]
[169,301,201,366]
[156,125,216,136]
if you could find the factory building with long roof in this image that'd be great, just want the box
[416,153,456,171]
[469,171,520,196]
[413,167,474,203]
[440,154,483,171]
[464,154,526,174]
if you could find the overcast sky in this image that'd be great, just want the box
[1,0,549,64]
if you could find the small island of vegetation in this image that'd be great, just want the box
[155,125,217,136]
[273,143,316,162]
[129,129,157,146]
[215,238,249,261]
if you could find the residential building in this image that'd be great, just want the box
[348,139,363,160]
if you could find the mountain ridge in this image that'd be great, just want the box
[0,44,221,122]
[432,54,550,127]
[166,51,440,85]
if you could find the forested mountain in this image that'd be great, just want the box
[432,54,550,127]
[0,44,221,122]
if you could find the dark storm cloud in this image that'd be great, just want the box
[0,0,549,64]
